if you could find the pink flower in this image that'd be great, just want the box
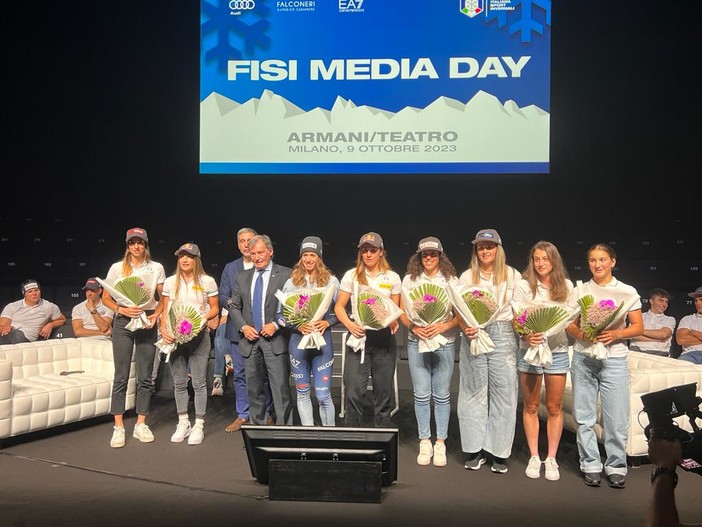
[598,299,616,309]
[423,294,437,303]
[517,309,529,326]
[178,319,193,336]
[297,295,310,310]
[362,297,377,305]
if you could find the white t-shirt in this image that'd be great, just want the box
[71,300,114,331]
[629,310,676,354]
[678,312,702,354]
[105,260,166,311]
[162,274,218,316]
[340,268,401,298]
[457,266,521,322]
[570,278,642,359]
[402,272,458,343]
[1,298,63,341]
[513,278,574,353]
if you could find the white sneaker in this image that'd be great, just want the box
[170,420,191,443]
[417,439,433,466]
[433,441,447,467]
[544,457,560,481]
[133,423,155,443]
[525,456,542,479]
[110,426,125,448]
[188,423,204,445]
[211,377,223,397]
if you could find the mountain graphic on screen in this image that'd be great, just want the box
[200,89,549,163]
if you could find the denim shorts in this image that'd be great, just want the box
[517,349,570,375]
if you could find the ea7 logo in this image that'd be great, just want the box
[339,0,363,11]
[460,0,485,18]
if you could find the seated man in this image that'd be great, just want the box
[71,277,113,338]
[0,279,66,344]
[675,286,702,364]
[630,288,676,357]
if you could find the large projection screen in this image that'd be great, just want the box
[200,1,551,174]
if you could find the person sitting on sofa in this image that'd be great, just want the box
[71,277,113,338]
[0,279,66,344]
[630,288,677,357]
[675,286,702,365]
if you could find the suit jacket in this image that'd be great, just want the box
[220,257,246,342]
[230,262,292,357]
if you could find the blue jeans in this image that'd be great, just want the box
[457,321,518,459]
[169,332,210,419]
[215,324,272,420]
[407,339,455,440]
[571,352,629,476]
[678,350,702,364]
[289,331,336,426]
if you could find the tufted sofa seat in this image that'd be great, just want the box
[539,349,702,459]
[0,338,135,440]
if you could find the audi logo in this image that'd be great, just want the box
[229,0,255,9]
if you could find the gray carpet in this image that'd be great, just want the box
[1,362,701,527]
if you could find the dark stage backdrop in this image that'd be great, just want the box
[1,1,700,325]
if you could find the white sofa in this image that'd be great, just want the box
[539,349,702,459]
[0,338,135,440]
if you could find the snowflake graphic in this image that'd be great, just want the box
[201,0,272,73]
[485,0,551,43]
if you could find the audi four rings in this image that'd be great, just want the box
[229,0,255,9]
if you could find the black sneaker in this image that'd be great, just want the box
[583,472,601,487]
[607,474,626,489]
[491,457,508,474]
[464,453,486,470]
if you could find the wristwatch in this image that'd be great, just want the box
[90,309,98,315]
[650,466,678,488]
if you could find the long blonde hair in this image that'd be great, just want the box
[467,244,510,285]
[354,250,392,286]
[290,256,333,288]
[120,245,152,277]
[173,254,207,302]
[521,241,570,302]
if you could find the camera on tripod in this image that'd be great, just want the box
[641,382,702,475]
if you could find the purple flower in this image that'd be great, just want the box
[178,319,193,336]
[598,299,616,309]
[423,294,437,303]
[362,297,377,305]
[517,309,529,326]
[137,281,144,288]
[297,294,310,310]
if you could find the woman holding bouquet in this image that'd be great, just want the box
[457,228,520,474]
[334,232,401,428]
[514,241,574,481]
[400,237,458,467]
[565,243,642,489]
[102,227,165,448]
[160,243,219,445]
[280,236,339,426]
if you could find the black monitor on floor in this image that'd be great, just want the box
[241,425,399,487]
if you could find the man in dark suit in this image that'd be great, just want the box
[230,234,293,425]
[217,227,274,432]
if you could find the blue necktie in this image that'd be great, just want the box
[252,269,265,331]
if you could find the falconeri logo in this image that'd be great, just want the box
[229,0,255,15]
[277,1,315,12]
[339,0,364,13]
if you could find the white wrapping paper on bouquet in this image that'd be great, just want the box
[96,274,157,331]
[401,280,452,353]
[346,283,403,363]
[510,299,579,368]
[155,304,205,362]
[275,284,336,350]
[447,282,501,356]
[575,280,640,360]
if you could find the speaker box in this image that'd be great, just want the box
[268,459,382,503]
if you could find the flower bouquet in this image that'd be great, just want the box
[275,284,336,350]
[447,282,501,355]
[346,284,404,361]
[96,274,157,331]
[401,280,452,353]
[574,280,640,359]
[155,304,205,361]
[511,300,579,367]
